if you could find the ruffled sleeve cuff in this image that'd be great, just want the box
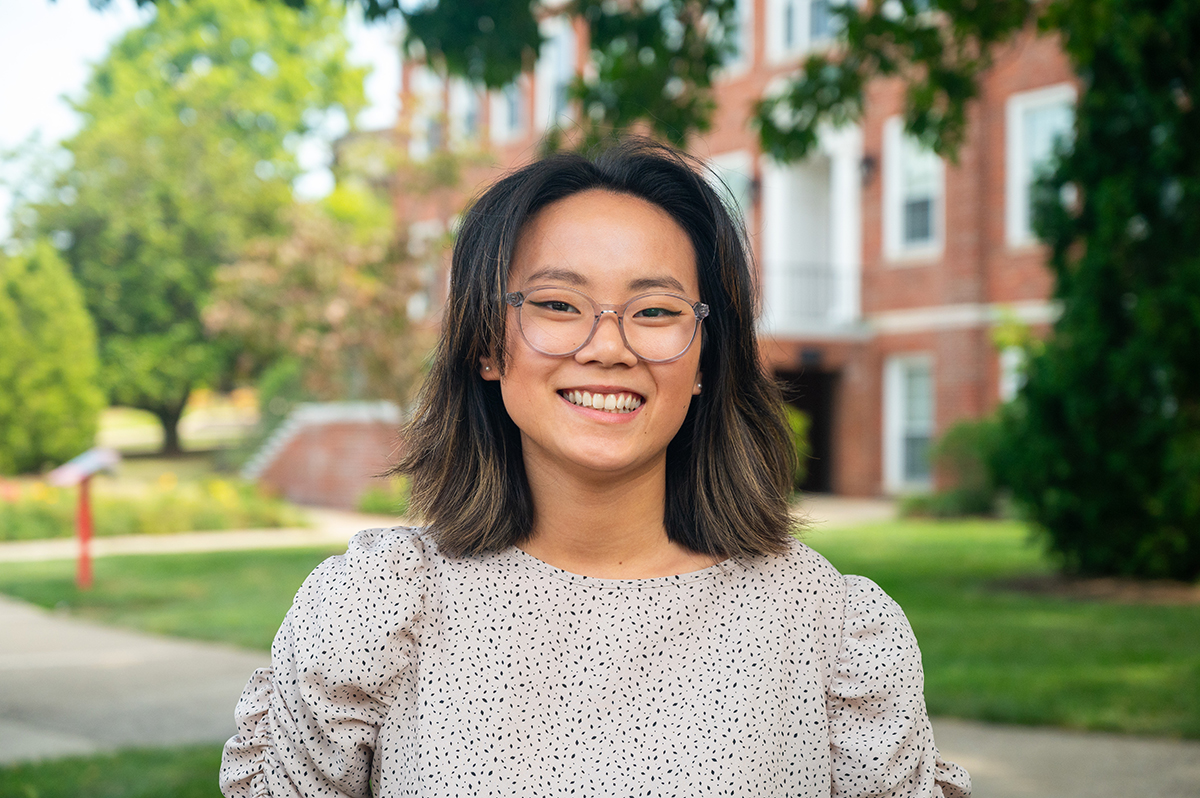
[828,575,971,798]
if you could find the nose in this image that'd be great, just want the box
[575,310,639,367]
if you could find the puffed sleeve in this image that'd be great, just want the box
[827,575,971,798]
[220,528,428,798]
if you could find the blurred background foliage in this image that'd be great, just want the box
[0,475,303,542]
[13,0,366,455]
[0,242,104,474]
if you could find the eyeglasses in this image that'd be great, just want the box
[504,286,710,364]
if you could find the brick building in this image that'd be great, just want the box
[395,3,1077,496]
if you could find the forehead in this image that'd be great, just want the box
[508,189,699,297]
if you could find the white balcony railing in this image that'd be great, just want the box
[759,261,861,337]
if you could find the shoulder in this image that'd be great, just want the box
[751,538,908,624]
[737,535,848,600]
[303,526,438,591]
[287,527,442,643]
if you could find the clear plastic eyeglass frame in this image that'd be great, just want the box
[504,286,710,364]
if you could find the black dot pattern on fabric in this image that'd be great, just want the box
[220,528,971,798]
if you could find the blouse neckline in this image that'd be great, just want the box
[504,544,737,588]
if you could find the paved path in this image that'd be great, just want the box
[0,593,266,762]
[0,508,396,563]
[2,500,1198,797]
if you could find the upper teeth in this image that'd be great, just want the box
[563,390,643,413]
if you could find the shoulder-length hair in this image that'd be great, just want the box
[395,138,797,559]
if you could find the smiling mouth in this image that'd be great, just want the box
[559,390,644,414]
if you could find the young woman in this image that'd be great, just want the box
[221,139,970,797]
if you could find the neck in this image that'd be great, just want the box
[520,453,716,579]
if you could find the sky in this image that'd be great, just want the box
[0,0,402,242]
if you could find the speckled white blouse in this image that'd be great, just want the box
[221,527,970,798]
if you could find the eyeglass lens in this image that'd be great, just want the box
[517,287,700,362]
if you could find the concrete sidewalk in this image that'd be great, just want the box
[0,508,396,564]
[1,500,1198,796]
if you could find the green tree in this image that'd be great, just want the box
[991,2,1200,580]
[21,0,365,453]
[204,133,452,414]
[0,242,105,474]
[204,193,429,410]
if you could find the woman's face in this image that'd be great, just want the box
[481,189,704,484]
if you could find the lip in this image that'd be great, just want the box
[558,385,646,400]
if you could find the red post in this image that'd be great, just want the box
[76,475,93,590]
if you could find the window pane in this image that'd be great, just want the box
[901,360,933,483]
[810,0,831,39]
[901,136,938,194]
[903,197,932,244]
[1024,102,1073,170]
[550,25,573,119]
[1023,101,1073,231]
[904,434,931,482]
[903,362,933,429]
[505,85,523,131]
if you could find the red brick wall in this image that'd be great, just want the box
[258,422,402,510]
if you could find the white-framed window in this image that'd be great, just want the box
[448,79,482,145]
[884,354,935,492]
[535,16,576,130]
[407,67,444,161]
[883,116,944,261]
[707,150,756,230]
[808,0,841,43]
[717,0,754,73]
[769,0,842,61]
[490,79,527,145]
[1006,83,1075,247]
[406,219,446,321]
[998,346,1026,402]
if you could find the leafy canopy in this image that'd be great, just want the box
[22,0,365,452]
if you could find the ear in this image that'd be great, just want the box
[692,370,703,396]
[480,356,500,381]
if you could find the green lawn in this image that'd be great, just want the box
[0,519,1196,739]
[803,519,1200,738]
[0,548,340,650]
[0,744,223,798]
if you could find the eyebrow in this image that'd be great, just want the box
[524,267,688,294]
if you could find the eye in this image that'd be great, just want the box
[531,299,581,314]
[633,306,683,319]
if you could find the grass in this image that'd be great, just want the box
[0,744,223,798]
[0,519,1196,738]
[97,392,258,455]
[803,519,1200,738]
[0,548,339,650]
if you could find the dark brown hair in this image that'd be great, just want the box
[395,138,797,558]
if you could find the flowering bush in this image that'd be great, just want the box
[0,477,306,541]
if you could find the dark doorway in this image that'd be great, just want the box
[778,369,837,493]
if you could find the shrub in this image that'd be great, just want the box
[0,242,105,474]
[783,405,811,490]
[901,417,1002,519]
[0,478,306,541]
[357,476,410,517]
